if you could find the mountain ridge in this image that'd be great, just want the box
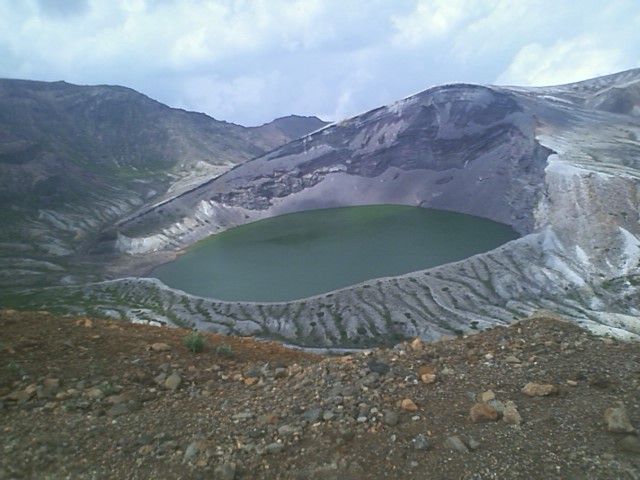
[105,69,640,346]
[0,77,326,285]
[1,70,639,347]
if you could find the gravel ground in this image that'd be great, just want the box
[1,309,639,479]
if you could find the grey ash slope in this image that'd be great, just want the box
[97,69,640,346]
[0,78,325,285]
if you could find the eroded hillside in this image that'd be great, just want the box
[0,78,326,286]
[100,70,640,346]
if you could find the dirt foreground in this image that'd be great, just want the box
[1,310,639,479]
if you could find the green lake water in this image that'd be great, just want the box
[151,205,519,302]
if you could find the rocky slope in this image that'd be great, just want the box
[0,78,326,286]
[1,310,639,479]
[95,69,640,346]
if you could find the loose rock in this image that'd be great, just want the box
[150,342,171,352]
[43,378,61,390]
[401,398,418,412]
[383,410,400,426]
[420,373,437,384]
[85,387,104,400]
[410,338,424,351]
[164,372,182,391]
[445,436,469,453]
[367,360,390,375]
[604,403,635,433]
[183,441,200,463]
[479,390,496,402]
[265,442,284,455]
[521,382,559,397]
[469,403,499,423]
[411,434,430,451]
[214,462,237,479]
[616,435,640,454]
[503,401,522,425]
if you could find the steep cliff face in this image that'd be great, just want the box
[101,69,640,346]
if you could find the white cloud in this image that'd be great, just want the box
[176,72,280,122]
[0,0,638,124]
[391,0,481,46]
[497,36,629,86]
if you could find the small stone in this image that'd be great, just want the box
[43,378,61,390]
[138,444,154,456]
[367,360,390,375]
[420,373,437,384]
[410,338,424,351]
[274,367,288,379]
[24,384,37,395]
[66,388,80,397]
[323,410,335,421]
[589,375,611,389]
[232,411,253,421]
[164,372,182,391]
[14,389,35,404]
[158,440,179,453]
[503,401,522,425]
[277,425,296,437]
[504,355,521,363]
[214,462,237,480]
[617,435,640,454]
[35,388,51,400]
[361,372,380,386]
[75,318,93,328]
[445,436,469,453]
[605,403,635,433]
[85,387,104,400]
[265,442,284,454]
[153,372,167,385]
[383,410,400,426]
[183,442,200,463]
[521,382,559,397]
[151,342,171,352]
[244,377,258,386]
[339,429,355,443]
[566,380,578,387]
[479,390,495,402]
[107,403,130,417]
[401,398,418,412]
[469,403,499,423]
[302,408,322,423]
[466,437,481,450]
[418,365,436,376]
[411,434,430,451]
[487,399,506,413]
[106,393,133,405]
[258,413,279,425]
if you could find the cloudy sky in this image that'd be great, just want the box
[1,0,639,125]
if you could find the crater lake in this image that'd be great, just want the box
[151,205,519,302]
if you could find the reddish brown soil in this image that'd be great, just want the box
[1,310,639,479]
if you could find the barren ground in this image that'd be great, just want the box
[1,310,639,479]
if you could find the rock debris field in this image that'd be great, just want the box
[1,310,639,479]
